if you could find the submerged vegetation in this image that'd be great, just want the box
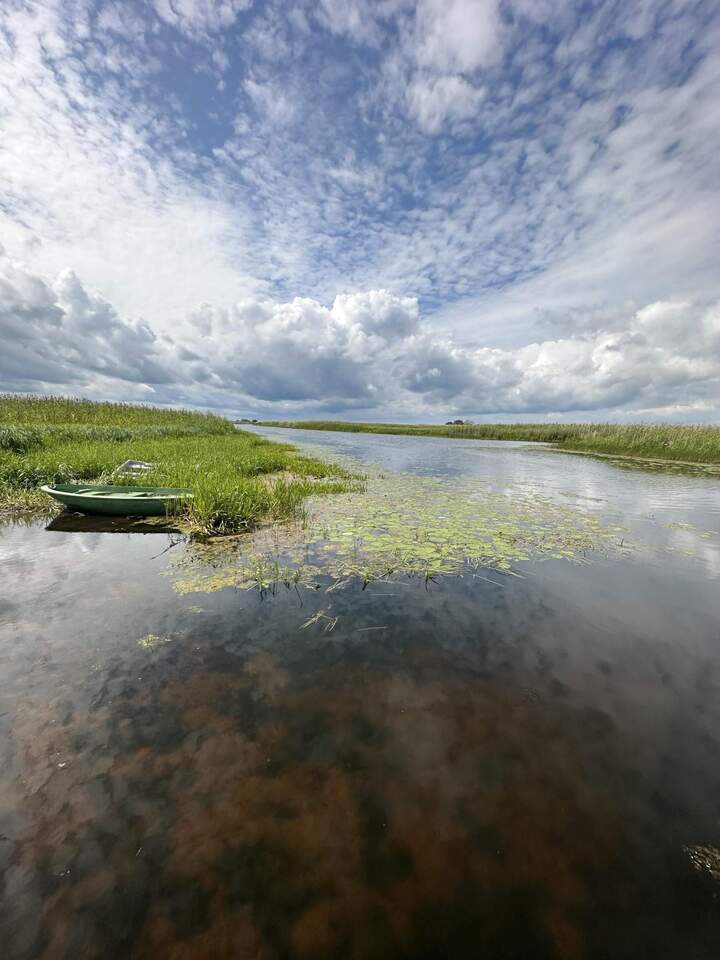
[260,420,720,464]
[0,395,354,534]
[171,473,631,594]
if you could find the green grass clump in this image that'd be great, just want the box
[171,471,631,595]
[0,395,353,533]
[259,420,720,464]
[0,425,46,454]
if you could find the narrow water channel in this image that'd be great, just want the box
[1,427,719,959]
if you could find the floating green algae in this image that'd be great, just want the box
[138,633,174,650]
[170,473,631,595]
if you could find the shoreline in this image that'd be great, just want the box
[552,447,720,473]
[257,420,720,469]
[1,396,355,535]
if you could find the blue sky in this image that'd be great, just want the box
[1,0,719,421]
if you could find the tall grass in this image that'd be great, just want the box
[0,426,45,454]
[0,396,353,533]
[0,393,234,430]
[260,420,720,464]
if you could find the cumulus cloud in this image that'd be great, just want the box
[0,1,719,421]
[181,289,420,403]
[0,254,172,393]
[3,252,719,421]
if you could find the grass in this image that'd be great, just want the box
[0,394,227,428]
[259,420,720,464]
[0,395,354,534]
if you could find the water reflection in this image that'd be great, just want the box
[46,514,183,535]
[248,425,720,523]
[1,431,720,958]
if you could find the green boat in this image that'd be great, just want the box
[40,483,193,517]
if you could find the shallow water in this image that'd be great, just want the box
[1,428,719,959]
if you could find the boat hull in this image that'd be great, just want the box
[40,484,193,517]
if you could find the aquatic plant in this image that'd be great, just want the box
[171,473,630,594]
[300,608,338,633]
[138,633,173,650]
[684,845,720,885]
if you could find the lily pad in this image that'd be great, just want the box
[171,472,629,595]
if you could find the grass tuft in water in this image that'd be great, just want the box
[171,473,630,594]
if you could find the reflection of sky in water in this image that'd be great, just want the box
[250,424,720,517]
[247,426,720,580]
[1,432,720,958]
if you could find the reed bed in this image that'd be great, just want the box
[0,396,353,534]
[0,393,232,429]
[260,420,720,464]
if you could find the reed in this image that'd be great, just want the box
[0,396,353,533]
[0,393,234,429]
[259,420,720,464]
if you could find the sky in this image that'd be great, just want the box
[1,0,719,422]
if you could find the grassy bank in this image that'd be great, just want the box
[260,420,720,464]
[0,396,353,534]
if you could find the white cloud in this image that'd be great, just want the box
[313,0,412,44]
[407,74,484,133]
[0,253,172,391]
[332,290,419,339]
[413,0,503,74]
[245,78,296,125]
[152,0,253,37]
[310,0,501,131]
[315,0,382,44]
[3,250,719,421]
[0,0,719,422]
[314,0,503,71]
[0,1,262,330]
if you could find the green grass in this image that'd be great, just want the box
[0,394,230,428]
[0,395,354,534]
[259,420,720,464]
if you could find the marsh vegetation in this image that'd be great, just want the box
[171,473,629,594]
[3,418,720,959]
[0,395,354,534]
[260,419,720,464]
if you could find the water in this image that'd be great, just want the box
[1,428,719,959]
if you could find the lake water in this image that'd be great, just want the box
[1,426,719,959]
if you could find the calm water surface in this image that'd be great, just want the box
[1,427,719,959]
